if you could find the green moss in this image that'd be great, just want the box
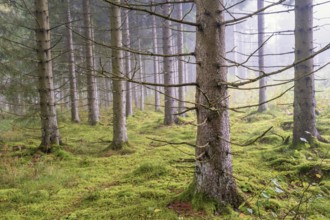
[264,199,281,211]
[54,149,74,160]
[269,158,300,171]
[139,190,167,199]
[132,162,168,179]
[191,192,217,214]
[259,135,282,144]
[176,181,240,216]
[101,144,135,157]
[0,108,329,219]
[84,191,101,201]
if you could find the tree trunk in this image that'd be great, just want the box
[130,11,140,111]
[151,3,161,112]
[194,0,241,208]
[238,23,247,79]
[82,0,99,125]
[105,78,112,107]
[110,0,128,149]
[257,0,267,112]
[162,2,177,125]
[293,0,317,146]
[177,3,186,116]
[123,9,133,117]
[35,0,61,151]
[67,0,80,123]
[138,39,145,111]
[233,24,238,78]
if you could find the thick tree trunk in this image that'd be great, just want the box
[123,9,133,117]
[194,0,241,208]
[110,0,128,149]
[82,0,99,125]
[257,0,267,112]
[35,0,61,151]
[67,0,80,123]
[162,2,177,125]
[293,0,317,146]
[177,3,186,116]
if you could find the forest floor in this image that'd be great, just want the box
[0,108,329,219]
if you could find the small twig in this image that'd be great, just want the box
[173,107,196,116]
[270,131,285,142]
[282,183,311,220]
[147,137,208,149]
[219,126,274,146]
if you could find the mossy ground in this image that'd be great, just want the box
[0,106,329,219]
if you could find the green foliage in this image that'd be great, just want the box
[0,108,329,219]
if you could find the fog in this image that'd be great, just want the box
[226,0,330,82]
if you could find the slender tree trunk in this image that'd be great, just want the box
[138,39,145,111]
[177,3,185,116]
[194,0,242,208]
[151,4,161,112]
[130,12,140,111]
[134,83,140,109]
[123,9,133,117]
[184,60,188,92]
[293,0,317,146]
[59,77,65,113]
[238,25,247,79]
[105,78,112,107]
[162,2,177,125]
[110,0,128,149]
[82,0,99,125]
[35,0,61,151]
[67,0,80,123]
[257,0,267,112]
[233,24,238,78]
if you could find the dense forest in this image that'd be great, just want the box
[0,0,330,219]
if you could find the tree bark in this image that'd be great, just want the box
[238,23,247,79]
[35,0,61,151]
[151,3,161,112]
[123,9,133,117]
[110,0,128,149]
[67,0,80,123]
[232,24,238,78]
[293,0,317,146]
[194,0,241,208]
[105,78,112,107]
[177,3,186,116]
[82,0,99,125]
[162,2,177,125]
[257,0,267,112]
[138,38,145,111]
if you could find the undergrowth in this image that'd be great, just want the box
[0,107,329,219]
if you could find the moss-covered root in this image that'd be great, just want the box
[109,140,128,150]
[177,181,244,216]
[101,142,134,156]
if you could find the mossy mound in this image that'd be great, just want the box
[0,108,329,219]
